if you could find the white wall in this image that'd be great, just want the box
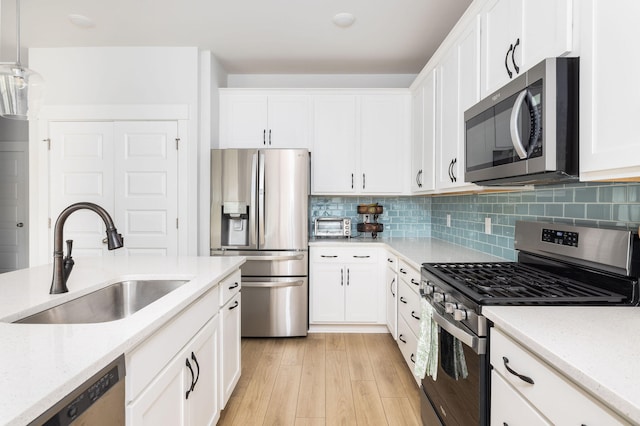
[27,46,202,265]
[227,73,416,88]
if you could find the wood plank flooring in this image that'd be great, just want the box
[218,333,422,426]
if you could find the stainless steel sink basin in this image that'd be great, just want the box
[15,279,189,324]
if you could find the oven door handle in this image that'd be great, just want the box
[431,308,486,355]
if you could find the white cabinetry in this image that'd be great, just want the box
[395,260,422,384]
[436,20,481,192]
[480,0,573,98]
[126,283,222,426]
[310,246,384,324]
[311,92,409,195]
[410,70,436,193]
[219,270,241,408]
[579,0,640,180]
[219,91,310,149]
[385,252,398,339]
[490,327,627,425]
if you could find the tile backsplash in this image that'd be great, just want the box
[311,182,640,260]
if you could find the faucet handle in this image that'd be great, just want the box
[65,239,73,258]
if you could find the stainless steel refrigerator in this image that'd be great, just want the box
[210,148,309,337]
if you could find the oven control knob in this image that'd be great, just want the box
[422,281,435,295]
[444,302,458,314]
[453,308,469,321]
[432,292,444,303]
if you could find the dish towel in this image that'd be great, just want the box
[441,329,469,380]
[414,298,438,380]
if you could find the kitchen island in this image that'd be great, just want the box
[0,255,244,426]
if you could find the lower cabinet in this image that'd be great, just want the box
[220,291,241,407]
[490,327,627,425]
[385,251,398,339]
[310,246,384,324]
[396,261,422,385]
[127,315,220,426]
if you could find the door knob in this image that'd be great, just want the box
[16,222,23,227]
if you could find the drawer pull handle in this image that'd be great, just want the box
[353,255,370,258]
[387,258,394,263]
[191,352,200,391]
[410,353,415,364]
[229,282,239,290]
[399,334,407,344]
[321,255,338,258]
[411,311,420,320]
[502,356,534,385]
[185,358,195,399]
[399,268,407,275]
[229,300,240,310]
[410,278,419,286]
[400,296,408,304]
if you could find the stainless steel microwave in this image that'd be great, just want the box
[464,57,579,186]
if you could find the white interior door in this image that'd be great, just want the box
[49,122,115,257]
[0,143,28,272]
[114,121,178,256]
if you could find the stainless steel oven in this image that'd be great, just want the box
[418,221,639,425]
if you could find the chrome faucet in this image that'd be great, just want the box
[50,202,124,294]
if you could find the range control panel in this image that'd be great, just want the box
[542,228,579,247]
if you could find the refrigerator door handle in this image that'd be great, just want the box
[243,280,305,288]
[249,152,258,248]
[244,254,306,261]
[258,151,266,247]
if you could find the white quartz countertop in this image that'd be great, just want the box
[0,256,245,426]
[484,306,640,424]
[309,236,506,268]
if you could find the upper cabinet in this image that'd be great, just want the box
[579,0,640,181]
[219,91,310,149]
[480,0,573,98]
[311,91,410,195]
[436,19,481,192]
[410,70,436,193]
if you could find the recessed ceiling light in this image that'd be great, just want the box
[332,12,355,28]
[68,14,95,28]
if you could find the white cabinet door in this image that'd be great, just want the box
[114,121,178,256]
[481,0,573,98]
[385,265,397,339]
[580,0,640,180]
[220,92,310,149]
[310,259,346,322]
[220,292,241,408]
[311,95,358,194]
[49,122,115,257]
[411,71,436,194]
[491,371,551,426]
[345,261,381,323]
[219,94,268,148]
[50,121,179,257]
[360,95,408,194]
[267,95,310,149]
[187,317,220,426]
[437,21,481,192]
[410,82,425,193]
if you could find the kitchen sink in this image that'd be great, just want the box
[15,279,189,324]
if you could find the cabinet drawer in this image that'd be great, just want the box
[398,260,420,294]
[385,252,398,272]
[491,328,626,425]
[491,370,551,426]
[398,280,421,336]
[397,317,419,385]
[126,282,220,400]
[311,246,378,263]
[219,269,241,307]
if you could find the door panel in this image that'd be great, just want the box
[114,121,179,256]
[50,122,114,257]
[0,146,27,272]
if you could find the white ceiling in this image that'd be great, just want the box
[2,0,472,74]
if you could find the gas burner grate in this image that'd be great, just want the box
[425,262,627,305]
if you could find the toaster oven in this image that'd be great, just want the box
[314,217,351,238]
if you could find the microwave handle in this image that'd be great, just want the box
[509,89,531,160]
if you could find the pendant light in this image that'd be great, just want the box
[0,0,43,120]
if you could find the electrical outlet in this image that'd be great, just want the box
[447,214,451,227]
[485,217,492,235]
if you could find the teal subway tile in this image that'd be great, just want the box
[565,204,585,219]
[553,189,573,202]
[586,204,612,221]
[600,186,627,203]
[545,204,564,217]
[504,204,515,214]
[529,203,545,216]
[536,189,554,202]
[574,187,598,202]
[515,204,529,215]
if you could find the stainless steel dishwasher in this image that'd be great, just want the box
[29,355,125,426]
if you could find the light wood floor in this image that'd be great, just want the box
[218,333,422,426]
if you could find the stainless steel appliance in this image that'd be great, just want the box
[210,148,310,337]
[29,355,125,426]
[464,57,579,186]
[419,221,639,425]
[314,217,351,238]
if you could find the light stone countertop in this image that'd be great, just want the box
[484,306,640,424]
[0,255,245,426]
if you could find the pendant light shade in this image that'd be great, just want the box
[0,0,43,120]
